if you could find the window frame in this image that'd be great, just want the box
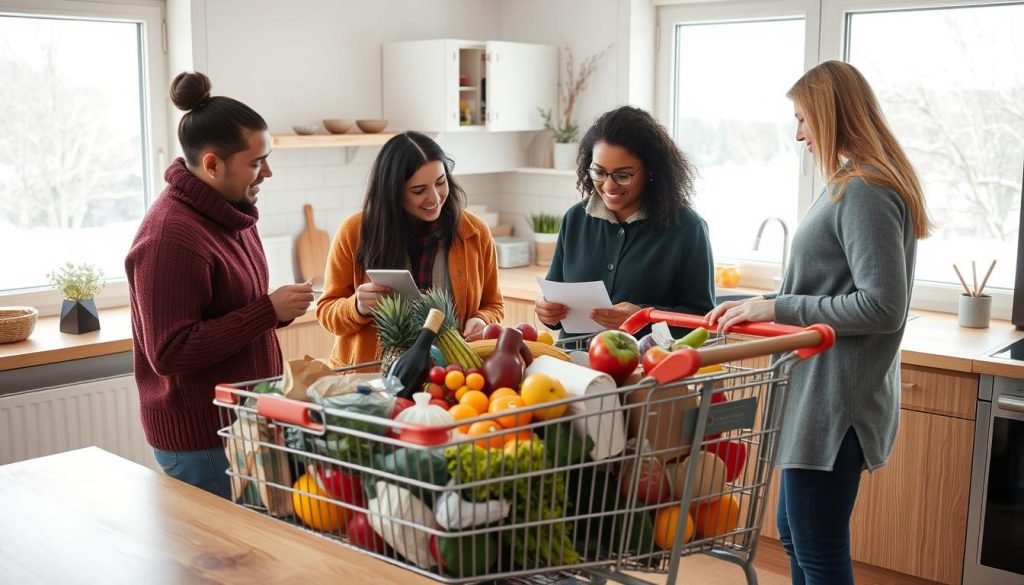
[656,0,1021,319]
[0,0,168,316]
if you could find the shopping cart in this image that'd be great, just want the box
[214,309,833,585]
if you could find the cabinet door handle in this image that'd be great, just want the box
[901,383,916,391]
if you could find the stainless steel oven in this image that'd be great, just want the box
[964,340,1024,584]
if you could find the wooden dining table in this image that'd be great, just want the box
[0,447,437,584]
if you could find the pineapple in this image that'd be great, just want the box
[371,295,419,376]
[412,288,483,368]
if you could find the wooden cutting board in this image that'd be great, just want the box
[296,204,330,285]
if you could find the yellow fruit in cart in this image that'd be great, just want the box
[454,385,472,401]
[488,395,532,429]
[536,331,554,345]
[444,370,466,391]
[292,473,349,533]
[465,372,486,392]
[692,494,740,538]
[459,390,489,415]
[519,373,568,420]
[448,403,478,433]
[654,506,694,549]
[502,432,536,457]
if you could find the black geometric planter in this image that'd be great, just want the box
[59,299,100,334]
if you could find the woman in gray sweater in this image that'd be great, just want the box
[706,61,932,585]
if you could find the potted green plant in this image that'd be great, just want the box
[540,43,612,170]
[530,213,562,266]
[47,262,104,334]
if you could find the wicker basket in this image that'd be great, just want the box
[0,306,39,344]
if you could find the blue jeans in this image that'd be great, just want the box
[776,428,865,585]
[153,446,231,500]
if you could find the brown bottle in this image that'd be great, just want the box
[482,327,531,393]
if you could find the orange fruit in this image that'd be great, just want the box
[519,373,568,421]
[715,265,741,288]
[488,395,532,429]
[459,390,489,415]
[489,387,518,402]
[692,494,740,538]
[448,403,478,433]
[444,370,466,391]
[292,473,349,533]
[454,385,472,401]
[466,420,505,449]
[465,372,486,392]
[536,331,555,345]
[654,506,694,549]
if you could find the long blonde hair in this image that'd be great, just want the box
[788,60,931,239]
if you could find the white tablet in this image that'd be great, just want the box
[366,269,423,302]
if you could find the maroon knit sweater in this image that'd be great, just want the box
[125,158,282,451]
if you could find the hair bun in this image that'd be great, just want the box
[170,71,213,112]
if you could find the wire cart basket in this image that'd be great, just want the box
[214,309,834,585]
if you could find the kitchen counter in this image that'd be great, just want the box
[2,267,1022,377]
[0,447,435,584]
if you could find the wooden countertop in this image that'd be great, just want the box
[3,267,1022,377]
[0,447,435,584]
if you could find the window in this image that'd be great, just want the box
[845,3,1024,292]
[0,1,166,311]
[658,0,1023,316]
[670,17,805,263]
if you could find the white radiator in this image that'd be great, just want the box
[0,374,157,470]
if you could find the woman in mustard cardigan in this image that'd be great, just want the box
[317,131,504,367]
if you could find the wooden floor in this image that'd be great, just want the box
[623,537,941,585]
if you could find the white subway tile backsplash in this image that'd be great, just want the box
[303,149,346,166]
[268,149,306,168]
[324,163,371,188]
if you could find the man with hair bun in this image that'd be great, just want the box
[125,71,313,498]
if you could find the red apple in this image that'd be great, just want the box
[428,366,447,385]
[348,512,386,552]
[705,440,747,482]
[642,346,670,375]
[481,323,504,340]
[588,330,640,383]
[445,363,464,373]
[515,322,538,342]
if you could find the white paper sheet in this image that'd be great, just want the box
[366,269,423,302]
[536,278,613,334]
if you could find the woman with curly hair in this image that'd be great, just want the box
[535,106,715,336]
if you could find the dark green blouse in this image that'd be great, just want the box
[545,200,716,337]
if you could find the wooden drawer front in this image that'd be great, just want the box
[899,364,977,420]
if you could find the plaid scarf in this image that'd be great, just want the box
[407,220,444,291]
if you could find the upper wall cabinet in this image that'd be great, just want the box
[383,39,557,133]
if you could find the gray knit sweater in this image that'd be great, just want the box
[770,175,916,471]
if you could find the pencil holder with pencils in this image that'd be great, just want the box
[953,260,995,328]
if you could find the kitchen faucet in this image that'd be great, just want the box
[753,217,790,281]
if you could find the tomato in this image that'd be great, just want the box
[620,458,672,505]
[428,366,447,385]
[424,383,446,401]
[315,466,366,507]
[348,512,386,552]
[642,346,670,375]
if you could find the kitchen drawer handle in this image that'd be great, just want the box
[901,383,916,391]
[997,395,1024,413]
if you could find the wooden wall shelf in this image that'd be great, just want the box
[271,133,398,150]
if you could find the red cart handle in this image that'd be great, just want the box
[256,394,326,433]
[620,308,835,385]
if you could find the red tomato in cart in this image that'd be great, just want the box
[389,397,415,438]
[642,346,670,375]
[348,512,386,552]
[704,439,747,482]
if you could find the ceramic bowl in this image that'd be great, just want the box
[322,119,354,134]
[356,119,388,134]
[292,124,319,136]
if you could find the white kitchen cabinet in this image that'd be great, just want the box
[382,39,556,133]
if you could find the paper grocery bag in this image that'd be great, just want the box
[224,412,294,516]
[524,356,626,460]
[281,354,335,401]
[623,379,699,464]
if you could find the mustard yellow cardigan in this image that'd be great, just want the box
[316,210,504,367]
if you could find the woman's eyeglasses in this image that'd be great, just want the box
[588,167,640,186]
